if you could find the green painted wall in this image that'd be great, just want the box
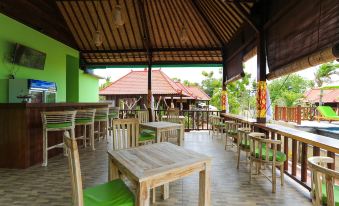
[0,13,99,103]
[79,70,99,102]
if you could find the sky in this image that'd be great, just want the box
[94,56,339,86]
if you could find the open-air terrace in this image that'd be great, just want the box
[0,0,339,206]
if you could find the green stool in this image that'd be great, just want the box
[41,110,76,166]
[94,107,109,142]
[108,106,120,135]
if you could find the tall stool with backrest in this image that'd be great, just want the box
[111,118,139,150]
[248,132,286,193]
[308,156,339,206]
[63,131,134,206]
[209,115,225,138]
[236,127,252,169]
[108,106,120,135]
[137,110,156,145]
[41,110,76,166]
[225,121,240,149]
[166,108,179,118]
[94,107,109,142]
[75,109,96,150]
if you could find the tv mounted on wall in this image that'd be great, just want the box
[12,44,46,70]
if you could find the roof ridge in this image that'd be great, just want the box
[158,70,182,95]
[99,70,134,92]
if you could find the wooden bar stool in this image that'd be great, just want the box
[108,106,120,135]
[75,109,96,150]
[237,127,252,169]
[225,121,239,149]
[209,115,225,138]
[94,107,109,142]
[137,111,156,145]
[41,110,76,166]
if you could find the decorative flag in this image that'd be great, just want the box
[221,90,228,112]
[256,81,267,118]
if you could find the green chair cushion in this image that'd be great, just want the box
[318,106,339,118]
[141,129,155,136]
[108,112,118,118]
[254,147,286,162]
[76,118,92,124]
[95,116,107,121]
[46,122,72,129]
[321,183,339,206]
[227,130,238,135]
[84,179,134,206]
[212,122,225,127]
[139,132,156,142]
[240,139,250,149]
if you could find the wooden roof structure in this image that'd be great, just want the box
[1,0,338,82]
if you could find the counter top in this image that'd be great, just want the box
[0,102,110,108]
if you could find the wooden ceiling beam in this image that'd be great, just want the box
[83,60,222,66]
[233,2,259,33]
[80,47,222,54]
[191,0,225,46]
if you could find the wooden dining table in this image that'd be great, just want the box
[140,121,184,146]
[108,142,211,206]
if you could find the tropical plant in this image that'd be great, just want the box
[314,62,339,87]
[99,76,112,90]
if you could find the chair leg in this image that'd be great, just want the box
[152,187,156,203]
[280,164,284,186]
[98,121,101,142]
[84,125,87,148]
[91,123,95,151]
[237,147,241,169]
[272,162,276,193]
[42,129,48,167]
[249,159,252,183]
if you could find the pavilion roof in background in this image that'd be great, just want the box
[99,69,210,100]
[303,88,339,104]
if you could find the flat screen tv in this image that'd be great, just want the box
[13,44,46,70]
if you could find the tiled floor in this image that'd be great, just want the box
[0,131,312,205]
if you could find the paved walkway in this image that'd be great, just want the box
[0,131,312,205]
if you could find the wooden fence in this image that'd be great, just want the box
[274,105,316,125]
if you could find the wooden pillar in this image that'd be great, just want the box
[221,48,227,113]
[301,142,308,182]
[256,31,267,123]
[147,52,153,121]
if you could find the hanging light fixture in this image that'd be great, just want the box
[93,1,102,47]
[113,3,124,27]
[179,25,189,44]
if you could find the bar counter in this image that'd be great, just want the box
[0,102,109,169]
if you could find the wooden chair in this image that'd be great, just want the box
[236,127,252,169]
[161,114,183,144]
[248,132,286,193]
[63,131,134,206]
[41,110,76,166]
[136,111,156,145]
[166,108,180,118]
[225,121,240,149]
[111,118,139,150]
[209,115,225,138]
[75,109,96,150]
[308,156,339,206]
[108,106,120,135]
[94,107,109,142]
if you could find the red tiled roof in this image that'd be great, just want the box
[100,70,188,96]
[303,88,339,103]
[187,86,211,101]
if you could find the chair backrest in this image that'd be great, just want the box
[41,110,76,129]
[237,127,252,147]
[210,115,222,125]
[63,131,84,206]
[317,106,337,117]
[226,121,240,132]
[111,118,139,150]
[137,110,149,123]
[95,107,109,119]
[248,132,281,164]
[75,109,96,123]
[109,106,120,119]
[166,108,179,118]
[308,156,339,206]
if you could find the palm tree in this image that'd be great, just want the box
[314,62,339,87]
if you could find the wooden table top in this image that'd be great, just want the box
[162,115,185,119]
[107,142,211,182]
[220,113,257,124]
[255,123,339,154]
[140,121,182,129]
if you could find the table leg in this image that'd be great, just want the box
[156,129,161,143]
[179,125,184,146]
[137,181,150,206]
[199,162,211,206]
[108,158,119,181]
[162,183,169,200]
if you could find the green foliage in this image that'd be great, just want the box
[268,74,313,107]
[99,76,112,90]
[314,61,339,87]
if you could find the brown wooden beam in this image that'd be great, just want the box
[80,47,222,54]
[83,61,222,67]
[233,2,259,33]
[301,142,308,182]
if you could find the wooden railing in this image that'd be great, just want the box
[222,113,339,190]
[274,105,316,124]
[119,109,221,131]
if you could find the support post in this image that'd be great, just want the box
[221,48,227,113]
[147,52,153,121]
[256,31,267,123]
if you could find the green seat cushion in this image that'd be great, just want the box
[212,122,225,127]
[84,179,134,206]
[227,130,238,135]
[139,132,156,142]
[76,118,92,124]
[254,147,286,162]
[318,106,339,118]
[240,139,250,149]
[95,116,107,121]
[321,183,339,206]
[46,122,72,129]
[141,129,155,136]
[108,112,118,118]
